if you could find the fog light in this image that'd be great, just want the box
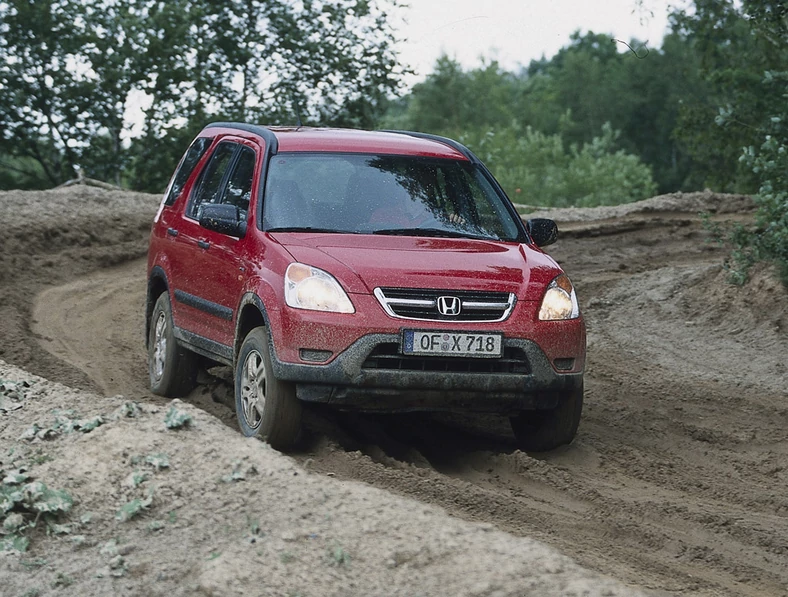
[299,349,333,363]
[553,358,575,371]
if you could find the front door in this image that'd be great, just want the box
[171,139,259,349]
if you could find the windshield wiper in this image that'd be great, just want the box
[266,226,350,234]
[373,227,493,240]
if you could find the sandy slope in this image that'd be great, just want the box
[3,186,788,596]
[0,361,643,597]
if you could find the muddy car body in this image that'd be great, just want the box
[146,123,586,451]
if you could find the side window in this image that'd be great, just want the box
[164,136,213,206]
[223,146,255,218]
[187,142,236,219]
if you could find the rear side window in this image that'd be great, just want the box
[164,136,213,206]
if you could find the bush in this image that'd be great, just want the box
[1,468,74,553]
[460,122,657,208]
[719,70,788,287]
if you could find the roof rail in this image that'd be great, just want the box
[379,129,479,163]
[204,122,279,154]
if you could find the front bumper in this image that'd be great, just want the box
[269,333,583,414]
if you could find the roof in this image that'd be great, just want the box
[272,127,468,159]
[203,123,470,160]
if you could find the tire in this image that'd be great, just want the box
[510,382,583,452]
[148,292,198,397]
[235,327,302,451]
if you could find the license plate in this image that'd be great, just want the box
[403,330,503,358]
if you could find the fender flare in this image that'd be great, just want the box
[233,292,273,365]
[145,266,170,348]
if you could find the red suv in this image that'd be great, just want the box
[146,123,586,451]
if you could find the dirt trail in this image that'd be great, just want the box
[33,260,149,399]
[9,187,788,596]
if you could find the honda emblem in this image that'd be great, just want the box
[437,296,462,316]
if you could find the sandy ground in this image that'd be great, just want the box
[2,186,788,596]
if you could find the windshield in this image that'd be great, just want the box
[262,153,521,241]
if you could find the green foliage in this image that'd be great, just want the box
[390,50,659,207]
[116,493,153,522]
[670,1,776,192]
[460,122,656,207]
[682,1,788,285]
[108,553,128,577]
[736,102,788,284]
[19,410,104,441]
[220,459,259,483]
[0,0,91,185]
[164,405,193,429]
[113,401,142,419]
[0,0,406,190]
[1,467,73,553]
[400,56,517,134]
[125,470,149,488]
[327,541,351,567]
[0,152,50,190]
[389,32,702,196]
[147,520,165,532]
[0,379,31,414]
[143,453,170,471]
[51,572,74,588]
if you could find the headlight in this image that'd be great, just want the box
[285,263,354,313]
[538,274,579,320]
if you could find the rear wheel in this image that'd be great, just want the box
[235,327,302,451]
[510,382,583,452]
[148,293,198,397]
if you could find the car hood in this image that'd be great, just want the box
[270,233,562,300]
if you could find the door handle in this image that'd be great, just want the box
[166,227,178,237]
[197,240,210,250]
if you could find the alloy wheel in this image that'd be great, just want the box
[152,311,167,381]
[240,349,266,430]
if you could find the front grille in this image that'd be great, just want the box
[375,287,515,322]
[362,343,530,374]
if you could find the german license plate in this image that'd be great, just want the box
[402,330,503,358]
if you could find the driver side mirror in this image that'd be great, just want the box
[526,218,558,247]
[199,203,247,238]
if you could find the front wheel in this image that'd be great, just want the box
[510,382,583,452]
[148,292,198,397]
[235,327,302,451]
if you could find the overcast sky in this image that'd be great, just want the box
[394,0,677,83]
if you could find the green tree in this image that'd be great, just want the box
[391,31,704,195]
[722,1,786,282]
[670,0,777,192]
[132,0,407,191]
[0,151,49,190]
[460,121,657,207]
[519,31,703,193]
[675,0,788,283]
[527,32,627,145]
[395,55,519,136]
[0,0,406,190]
[0,0,93,185]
